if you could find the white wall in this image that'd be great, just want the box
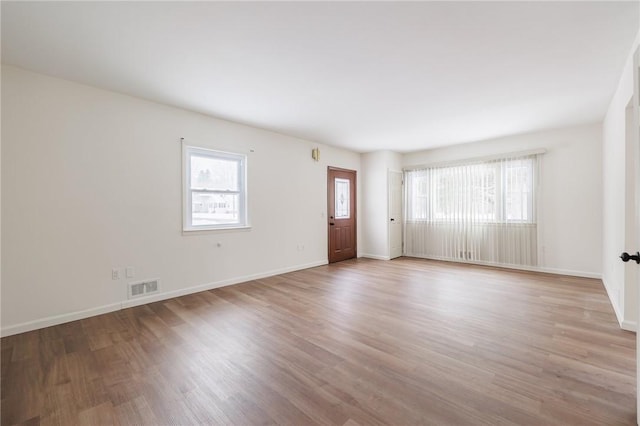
[602,30,640,331]
[403,123,603,278]
[361,150,402,259]
[1,65,361,336]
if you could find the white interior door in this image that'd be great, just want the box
[389,170,403,259]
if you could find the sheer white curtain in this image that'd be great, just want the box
[404,154,540,267]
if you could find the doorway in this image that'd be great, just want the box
[328,167,357,263]
[388,170,403,259]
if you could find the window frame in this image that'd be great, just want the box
[182,144,249,232]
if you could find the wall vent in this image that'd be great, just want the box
[130,282,145,297]
[127,279,160,299]
[146,280,158,293]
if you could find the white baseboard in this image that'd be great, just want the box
[528,266,602,280]
[601,277,624,326]
[120,260,328,310]
[1,302,123,338]
[1,259,328,337]
[601,277,637,333]
[360,253,391,261]
[405,255,602,279]
[621,319,637,332]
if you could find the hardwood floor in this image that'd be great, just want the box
[1,258,636,425]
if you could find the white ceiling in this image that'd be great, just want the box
[2,2,638,153]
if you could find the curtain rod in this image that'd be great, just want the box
[403,148,547,171]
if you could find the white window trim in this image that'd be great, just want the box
[182,143,249,232]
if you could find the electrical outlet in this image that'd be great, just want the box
[111,269,120,280]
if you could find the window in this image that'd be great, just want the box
[404,153,541,267]
[502,158,534,222]
[406,155,536,223]
[183,145,247,231]
[334,178,351,219]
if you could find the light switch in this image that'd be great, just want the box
[126,266,135,278]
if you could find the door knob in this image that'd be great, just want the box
[390,218,395,222]
[329,223,335,226]
[620,252,640,264]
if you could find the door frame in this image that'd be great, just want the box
[327,166,357,263]
[631,46,640,425]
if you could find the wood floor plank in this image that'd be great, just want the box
[1,258,636,425]
[77,401,119,426]
[112,395,158,426]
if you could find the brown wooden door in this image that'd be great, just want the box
[328,167,357,263]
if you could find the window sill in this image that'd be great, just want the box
[182,225,252,236]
